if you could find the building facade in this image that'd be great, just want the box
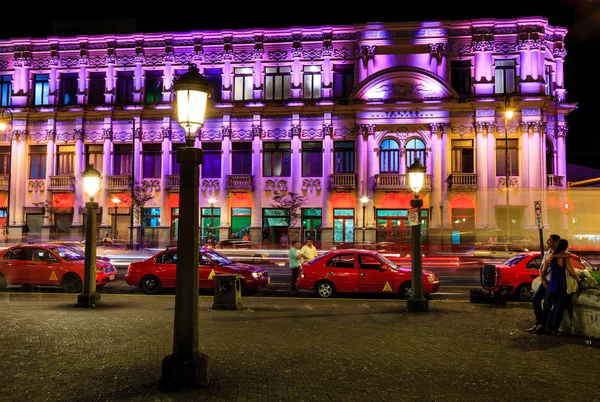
[0,17,575,248]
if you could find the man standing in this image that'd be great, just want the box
[527,233,560,334]
[300,238,318,264]
[289,240,304,295]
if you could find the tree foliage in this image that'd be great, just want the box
[270,191,307,228]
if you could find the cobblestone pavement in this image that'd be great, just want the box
[0,292,598,402]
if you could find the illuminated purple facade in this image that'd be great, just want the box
[0,17,575,246]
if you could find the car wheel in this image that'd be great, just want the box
[141,275,162,295]
[0,274,6,290]
[315,281,336,298]
[399,282,411,299]
[516,284,534,302]
[61,274,82,293]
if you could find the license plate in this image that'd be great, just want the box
[109,275,115,280]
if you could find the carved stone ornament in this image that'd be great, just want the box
[201,179,220,195]
[333,126,357,139]
[301,179,321,193]
[56,131,76,143]
[497,177,519,189]
[450,125,474,138]
[27,180,45,193]
[301,127,323,139]
[200,129,222,141]
[142,179,161,192]
[265,179,288,195]
[268,50,288,61]
[263,128,291,140]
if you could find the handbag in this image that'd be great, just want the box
[563,258,579,294]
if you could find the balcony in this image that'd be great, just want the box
[227,174,253,191]
[48,175,75,191]
[446,173,478,191]
[0,175,7,191]
[374,173,431,192]
[107,175,132,190]
[547,174,564,188]
[165,175,180,191]
[330,174,356,191]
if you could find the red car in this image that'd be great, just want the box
[493,251,596,301]
[297,249,439,298]
[0,244,118,292]
[125,247,270,294]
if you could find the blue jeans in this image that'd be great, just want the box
[546,290,568,332]
[532,283,550,327]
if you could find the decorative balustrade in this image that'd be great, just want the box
[164,175,180,191]
[107,175,132,190]
[0,175,7,191]
[227,175,253,191]
[48,175,75,191]
[547,174,564,188]
[446,173,478,191]
[330,174,356,190]
[374,173,431,191]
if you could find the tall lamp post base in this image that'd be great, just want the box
[76,292,101,307]
[76,199,101,308]
[406,298,429,312]
[161,352,210,389]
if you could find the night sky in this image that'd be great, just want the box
[0,0,597,167]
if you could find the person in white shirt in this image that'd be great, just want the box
[300,238,318,263]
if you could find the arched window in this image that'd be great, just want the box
[379,139,400,173]
[546,139,554,175]
[406,138,426,168]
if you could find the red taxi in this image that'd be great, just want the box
[297,249,439,298]
[0,244,118,292]
[494,251,596,301]
[124,247,270,294]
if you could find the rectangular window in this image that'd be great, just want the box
[144,70,163,104]
[56,145,75,175]
[0,146,10,175]
[29,145,46,179]
[201,206,221,241]
[333,208,355,243]
[204,68,222,103]
[113,144,132,175]
[301,208,322,243]
[233,67,253,101]
[201,142,221,178]
[263,142,291,177]
[33,74,50,106]
[451,139,474,173]
[333,141,355,173]
[496,139,519,176]
[0,75,12,107]
[85,144,104,173]
[494,59,516,94]
[264,66,291,100]
[116,70,134,103]
[59,73,78,105]
[231,207,251,239]
[142,207,160,228]
[142,143,161,178]
[452,208,476,243]
[333,64,354,98]
[88,72,106,105]
[545,65,552,96]
[303,65,322,99]
[171,143,185,175]
[450,60,471,96]
[232,142,252,174]
[302,141,323,177]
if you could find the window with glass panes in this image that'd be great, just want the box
[233,67,253,101]
[144,70,163,104]
[142,144,161,178]
[494,59,516,94]
[333,64,354,98]
[113,144,132,175]
[0,146,9,175]
[201,142,221,178]
[264,66,291,100]
[545,65,552,96]
[263,142,291,177]
[85,144,103,173]
[546,139,554,175]
[302,141,323,177]
[59,73,78,105]
[88,72,106,105]
[143,207,160,228]
[56,145,75,175]
[116,70,134,103]
[1,75,12,107]
[29,145,46,179]
[204,68,222,102]
[450,60,471,95]
[301,208,322,242]
[451,139,474,173]
[333,141,355,173]
[303,65,322,99]
[405,138,426,168]
[379,139,400,173]
[232,142,252,174]
[171,143,185,175]
[33,74,50,106]
[201,207,221,241]
[496,138,519,176]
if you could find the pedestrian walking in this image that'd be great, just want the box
[300,237,318,264]
[288,240,304,295]
[527,234,560,334]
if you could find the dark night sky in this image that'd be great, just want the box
[0,0,598,167]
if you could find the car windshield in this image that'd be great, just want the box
[503,253,529,267]
[376,253,398,270]
[49,246,85,261]
[203,249,233,265]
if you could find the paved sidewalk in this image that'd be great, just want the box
[0,292,598,402]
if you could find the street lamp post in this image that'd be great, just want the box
[360,196,369,242]
[406,159,428,312]
[0,108,13,243]
[208,197,216,240]
[504,97,514,242]
[76,165,101,307]
[161,63,212,389]
[111,196,121,239]
[129,119,136,251]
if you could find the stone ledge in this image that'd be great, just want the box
[560,289,600,339]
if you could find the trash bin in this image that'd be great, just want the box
[212,274,242,310]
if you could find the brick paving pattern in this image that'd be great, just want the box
[0,292,598,401]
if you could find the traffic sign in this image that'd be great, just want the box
[534,200,543,229]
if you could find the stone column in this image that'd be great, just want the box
[163,53,174,103]
[475,123,488,230]
[518,40,531,81]
[41,128,56,240]
[14,130,27,226]
[222,46,233,101]
[219,125,232,239]
[101,121,113,227]
[521,123,531,189]
[252,46,263,100]
[365,125,376,229]
[291,45,302,99]
[105,54,116,104]
[530,122,542,189]
[430,124,443,229]
[321,121,333,245]
[77,58,88,105]
[556,126,567,179]
[250,126,262,241]
[291,117,302,195]
[322,43,332,98]
[72,127,84,226]
[48,62,58,105]
[133,52,144,103]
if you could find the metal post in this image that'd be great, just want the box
[1,109,13,243]
[76,201,100,307]
[362,203,366,242]
[504,96,511,243]
[161,146,208,388]
[130,119,135,250]
[211,203,214,237]
[407,195,428,312]
[113,204,118,239]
